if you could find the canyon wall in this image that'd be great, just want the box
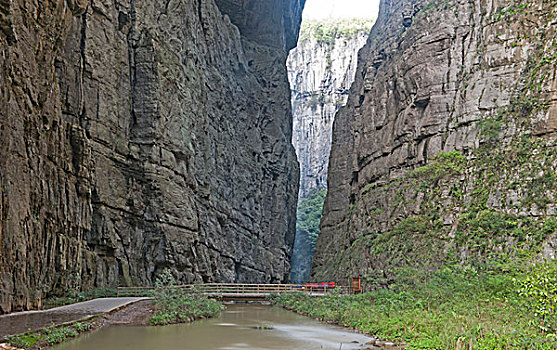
[287,20,371,282]
[0,0,303,313]
[288,21,370,199]
[312,0,557,284]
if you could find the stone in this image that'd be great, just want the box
[312,0,557,283]
[0,0,302,313]
[288,23,370,199]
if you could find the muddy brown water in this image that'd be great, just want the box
[51,304,373,350]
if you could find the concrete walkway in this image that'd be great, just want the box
[0,297,149,338]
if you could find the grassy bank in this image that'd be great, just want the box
[148,270,223,325]
[272,264,557,349]
[3,321,94,349]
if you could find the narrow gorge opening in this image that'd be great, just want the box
[288,0,379,283]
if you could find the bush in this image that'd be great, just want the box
[72,322,92,332]
[410,150,467,183]
[4,334,40,348]
[148,269,223,325]
[43,326,79,345]
[4,321,94,348]
[517,262,557,332]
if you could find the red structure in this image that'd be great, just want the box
[352,277,362,294]
[304,282,336,288]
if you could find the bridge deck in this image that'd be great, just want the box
[117,283,347,298]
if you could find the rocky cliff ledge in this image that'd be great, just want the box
[313,0,557,283]
[287,19,371,282]
[0,0,303,313]
[288,19,371,199]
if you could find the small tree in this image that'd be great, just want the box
[153,269,184,309]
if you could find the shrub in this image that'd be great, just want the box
[148,269,223,325]
[72,322,92,332]
[4,334,40,348]
[43,326,79,345]
[516,261,557,332]
[410,150,467,183]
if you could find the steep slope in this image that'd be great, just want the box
[0,0,303,313]
[287,20,371,282]
[312,0,557,284]
[288,20,371,199]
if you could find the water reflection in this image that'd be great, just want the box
[52,304,372,350]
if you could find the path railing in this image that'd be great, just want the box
[117,283,350,297]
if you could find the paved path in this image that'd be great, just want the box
[0,297,149,338]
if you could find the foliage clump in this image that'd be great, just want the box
[3,322,93,348]
[409,151,467,184]
[290,188,327,283]
[299,18,375,45]
[517,261,557,332]
[149,269,223,325]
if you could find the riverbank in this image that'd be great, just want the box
[0,300,156,349]
[1,292,222,349]
[272,264,557,349]
[35,304,377,350]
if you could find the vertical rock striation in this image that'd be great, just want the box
[287,20,372,282]
[0,0,303,313]
[313,0,557,283]
[288,20,371,198]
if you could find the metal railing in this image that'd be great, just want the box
[117,283,350,297]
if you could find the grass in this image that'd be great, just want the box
[148,269,223,325]
[272,264,557,349]
[2,321,93,349]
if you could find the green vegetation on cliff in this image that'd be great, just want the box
[290,188,327,283]
[318,0,557,286]
[308,1,557,348]
[274,262,557,349]
[299,18,374,45]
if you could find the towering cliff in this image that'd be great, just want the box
[287,19,371,282]
[313,0,557,284]
[288,19,372,198]
[0,0,303,313]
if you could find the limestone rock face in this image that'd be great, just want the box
[312,0,557,283]
[288,30,368,198]
[0,0,301,313]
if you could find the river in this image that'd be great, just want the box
[51,304,373,350]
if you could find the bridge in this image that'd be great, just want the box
[117,283,349,301]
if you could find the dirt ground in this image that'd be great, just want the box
[98,300,158,326]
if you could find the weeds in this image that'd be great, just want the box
[3,321,94,349]
[272,264,557,349]
[148,269,223,325]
